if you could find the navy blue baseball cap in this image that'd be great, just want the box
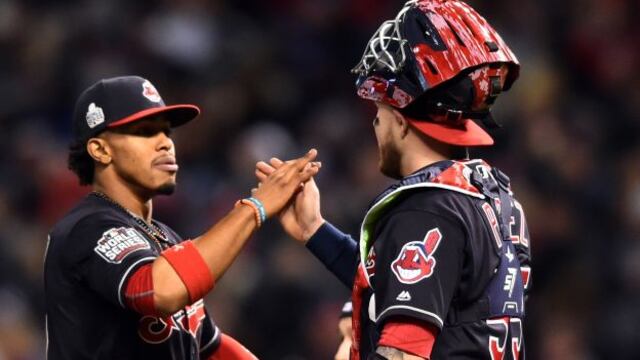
[72,76,200,143]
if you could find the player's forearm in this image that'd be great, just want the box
[193,204,258,280]
[151,205,258,315]
[373,347,426,360]
[150,151,319,314]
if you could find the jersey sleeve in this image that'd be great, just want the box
[199,308,222,358]
[67,213,158,308]
[372,209,465,330]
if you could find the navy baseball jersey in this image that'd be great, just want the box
[44,194,220,359]
[307,160,531,359]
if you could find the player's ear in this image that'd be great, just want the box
[86,137,112,165]
[391,109,410,139]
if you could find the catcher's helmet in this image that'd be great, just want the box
[353,0,519,146]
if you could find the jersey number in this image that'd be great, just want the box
[487,317,523,360]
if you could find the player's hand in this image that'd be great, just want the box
[255,156,325,243]
[251,149,321,219]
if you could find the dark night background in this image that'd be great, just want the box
[0,0,638,358]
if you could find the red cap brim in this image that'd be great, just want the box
[407,118,494,146]
[108,104,200,129]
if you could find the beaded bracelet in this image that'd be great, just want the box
[245,197,267,223]
[235,197,266,227]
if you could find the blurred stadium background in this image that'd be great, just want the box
[0,0,639,359]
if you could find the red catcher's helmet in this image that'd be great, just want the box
[352,0,520,146]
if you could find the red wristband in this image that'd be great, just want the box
[161,240,214,303]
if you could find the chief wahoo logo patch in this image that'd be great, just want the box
[391,228,442,284]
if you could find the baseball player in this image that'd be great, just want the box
[257,0,531,359]
[335,301,354,360]
[44,75,320,359]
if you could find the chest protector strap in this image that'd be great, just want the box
[446,166,526,325]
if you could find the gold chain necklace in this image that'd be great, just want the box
[91,191,171,250]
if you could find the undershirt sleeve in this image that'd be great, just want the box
[306,222,359,289]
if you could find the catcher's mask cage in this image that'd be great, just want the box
[352,0,520,145]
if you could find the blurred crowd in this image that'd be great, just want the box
[0,0,639,359]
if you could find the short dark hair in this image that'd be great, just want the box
[68,141,94,185]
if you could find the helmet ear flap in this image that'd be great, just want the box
[399,72,475,121]
[468,64,511,111]
[486,76,503,106]
[399,62,513,130]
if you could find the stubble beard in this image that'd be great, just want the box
[379,141,403,180]
[114,161,177,198]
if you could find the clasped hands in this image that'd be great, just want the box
[250,149,325,243]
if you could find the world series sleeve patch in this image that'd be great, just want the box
[94,227,151,264]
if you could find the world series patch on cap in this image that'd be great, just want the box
[72,76,200,143]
